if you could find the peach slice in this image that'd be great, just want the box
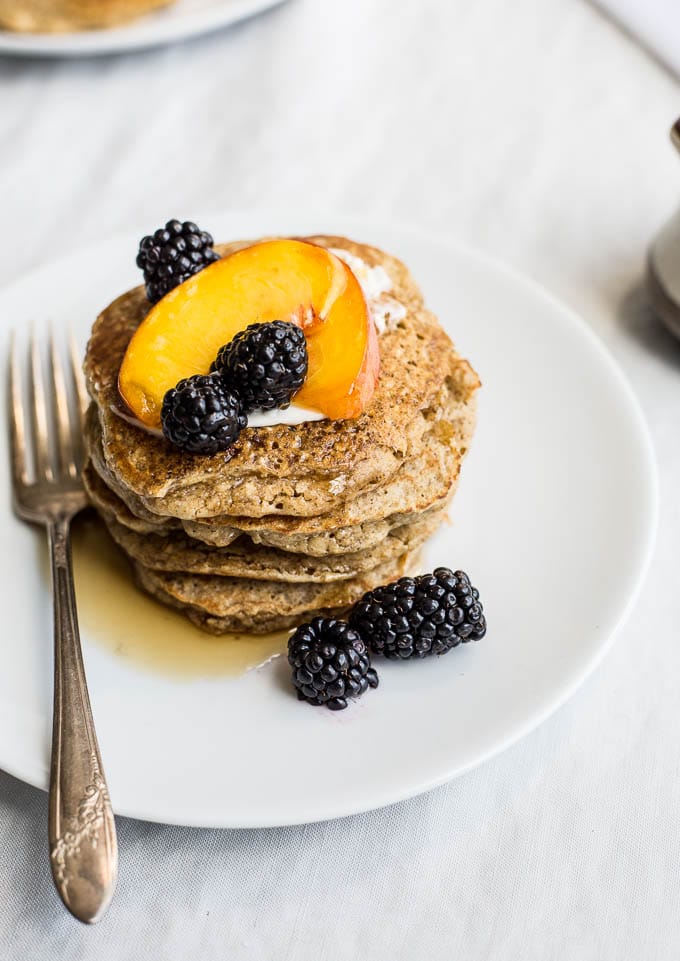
[118,239,379,427]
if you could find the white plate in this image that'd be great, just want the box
[0,0,286,57]
[0,212,657,828]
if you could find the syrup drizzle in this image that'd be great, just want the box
[69,514,288,679]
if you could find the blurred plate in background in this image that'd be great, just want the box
[0,0,286,58]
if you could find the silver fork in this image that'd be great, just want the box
[9,331,117,924]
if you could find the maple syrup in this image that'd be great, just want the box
[68,514,288,679]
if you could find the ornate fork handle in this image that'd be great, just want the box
[47,514,117,924]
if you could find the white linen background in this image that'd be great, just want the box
[1,0,679,957]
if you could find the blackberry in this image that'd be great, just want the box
[161,374,246,455]
[288,617,379,711]
[349,567,486,660]
[212,321,308,412]
[136,219,219,303]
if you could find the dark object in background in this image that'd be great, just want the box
[647,119,680,341]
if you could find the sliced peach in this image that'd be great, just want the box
[118,239,379,427]
[296,260,379,418]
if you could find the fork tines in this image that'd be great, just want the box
[9,331,87,492]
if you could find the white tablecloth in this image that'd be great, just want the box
[1,1,679,957]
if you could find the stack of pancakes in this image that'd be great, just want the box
[83,235,480,634]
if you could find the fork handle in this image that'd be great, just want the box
[47,515,118,924]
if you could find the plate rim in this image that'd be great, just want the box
[0,212,659,827]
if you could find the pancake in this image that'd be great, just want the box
[133,553,421,634]
[84,380,465,554]
[86,450,456,562]
[95,503,442,582]
[0,0,173,31]
[83,459,178,535]
[84,235,480,520]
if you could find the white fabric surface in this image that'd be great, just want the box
[595,0,680,77]
[1,0,679,957]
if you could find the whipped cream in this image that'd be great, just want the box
[248,404,325,428]
[330,248,392,303]
[330,247,407,334]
